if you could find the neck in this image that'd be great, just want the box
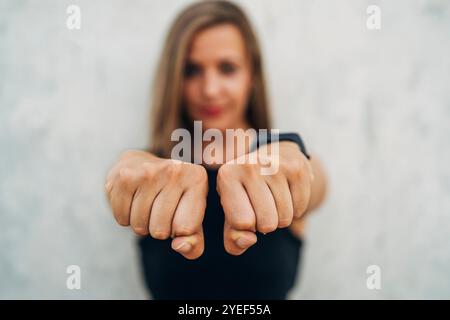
[200,120,255,168]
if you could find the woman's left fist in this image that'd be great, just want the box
[216,141,314,255]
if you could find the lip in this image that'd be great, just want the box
[200,105,224,117]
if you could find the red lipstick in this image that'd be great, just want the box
[201,105,224,117]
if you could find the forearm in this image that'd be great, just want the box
[288,154,327,237]
[306,154,328,214]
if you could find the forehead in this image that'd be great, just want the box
[187,23,247,63]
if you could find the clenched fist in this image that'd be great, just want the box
[216,141,314,255]
[104,150,208,260]
[105,142,315,259]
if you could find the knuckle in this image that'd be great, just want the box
[278,217,293,228]
[166,162,182,179]
[150,228,171,240]
[117,167,134,186]
[294,201,308,217]
[173,224,197,237]
[132,226,149,236]
[194,165,208,184]
[232,219,254,231]
[241,163,259,177]
[185,163,208,187]
[283,158,303,176]
[257,221,278,234]
[130,216,148,233]
[140,162,155,180]
[115,213,130,227]
[217,164,231,182]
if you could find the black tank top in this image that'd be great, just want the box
[137,167,303,299]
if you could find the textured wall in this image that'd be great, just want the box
[1,0,449,299]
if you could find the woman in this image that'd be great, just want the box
[105,0,327,299]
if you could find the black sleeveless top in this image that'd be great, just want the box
[137,167,303,299]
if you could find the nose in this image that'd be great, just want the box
[201,69,221,99]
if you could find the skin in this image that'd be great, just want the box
[105,23,327,259]
[183,23,252,132]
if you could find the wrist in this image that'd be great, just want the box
[250,132,310,160]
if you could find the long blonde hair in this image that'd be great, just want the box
[149,0,272,158]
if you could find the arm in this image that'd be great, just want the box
[289,153,328,237]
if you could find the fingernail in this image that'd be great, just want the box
[236,237,254,249]
[174,242,192,253]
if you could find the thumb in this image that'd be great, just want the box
[171,228,204,260]
[223,219,257,255]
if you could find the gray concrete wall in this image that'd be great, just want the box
[1,0,449,299]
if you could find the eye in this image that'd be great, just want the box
[219,62,237,75]
[184,63,201,78]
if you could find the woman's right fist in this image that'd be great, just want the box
[104,150,208,259]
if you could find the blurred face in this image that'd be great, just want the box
[183,23,253,132]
